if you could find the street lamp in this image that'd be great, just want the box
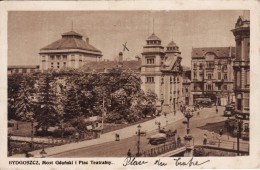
[183,107,194,147]
[136,124,142,157]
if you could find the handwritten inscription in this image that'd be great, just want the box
[123,157,148,166]
[173,157,210,167]
[154,159,167,166]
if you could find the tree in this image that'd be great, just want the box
[63,86,82,126]
[15,74,37,120]
[8,73,23,120]
[34,72,59,132]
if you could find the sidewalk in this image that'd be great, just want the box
[12,110,184,157]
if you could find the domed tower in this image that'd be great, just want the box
[141,33,165,101]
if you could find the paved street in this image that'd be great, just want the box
[49,106,248,157]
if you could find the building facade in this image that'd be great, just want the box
[39,31,102,71]
[190,47,236,106]
[231,15,250,131]
[182,67,191,105]
[140,33,183,113]
[8,65,40,75]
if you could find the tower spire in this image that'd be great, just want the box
[152,18,154,34]
[172,26,173,41]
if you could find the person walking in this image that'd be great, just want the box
[203,134,208,145]
[219,128,223,137]
[127,149,132,157]
[177,135,181,147]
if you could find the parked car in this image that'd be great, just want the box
[147,133,167,145]
[224,105,235,117]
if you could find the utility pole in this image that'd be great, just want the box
[237,120,242,155]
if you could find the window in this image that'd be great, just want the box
[222,65,227,70]
[170,77,172,84]
[194,72,197,79]
[218,72,221,80]
[224,85,227,90]
[193,63,197,70]
[50,55,54,60]
[199,63,203,70]
[22,69,27,73]
[207,74,212,80]
[146,58,155,64]
[161,77,164,84]
[63,55,67,60]
[206,61,214,68]
[64,62,66,66]
[186,88,188,93]
[218,85,221,90]
[207,84,212,90]
[56,55,61,60]
[146,77,154,83]
[224,74,227,80]
[237,99,242,110]
[199,72,203,78]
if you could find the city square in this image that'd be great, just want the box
[7,10,250,158]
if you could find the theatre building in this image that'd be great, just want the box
[39,30,102,71]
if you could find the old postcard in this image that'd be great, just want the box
[0,0,260,169]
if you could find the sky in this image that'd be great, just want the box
[8,10,245,67]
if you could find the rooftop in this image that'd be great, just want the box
[192,47,235,58]
[147,33,161,41]
[40,30,102,53]
[82,60,141,72]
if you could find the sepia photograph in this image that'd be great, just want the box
[1,0,260,169]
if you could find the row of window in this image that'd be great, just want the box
[193,72,228,80]
[193,84,228,91]
[193,63,228,70]
[147,40,160,45]
[51,62,66,69]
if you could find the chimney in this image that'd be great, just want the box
[135,55,141,61]
[118,52,123,67]
[86,37,89,44]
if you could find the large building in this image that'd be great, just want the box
[140,33,183,113]
[39,30,102,71]
[190,47,236,106]
[231,14,250,131]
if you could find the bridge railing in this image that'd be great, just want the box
[142,141,184,157]
[206,139,249,152]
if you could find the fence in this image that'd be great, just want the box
[206,138,249,153]
[8,132,96,156]
[142,141,184,157]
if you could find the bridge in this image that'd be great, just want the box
[142,139,249,157]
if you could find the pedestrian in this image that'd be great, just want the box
[197,111,200,116]
[219,129,223,136]
[216,108,218,114]
[75,132,79,142]
[203,134,207,145]
[177,135,181,147]
[212,131,215,140]
[127,149,132,157]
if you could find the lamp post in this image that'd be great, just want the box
[236,118,243,156]
[183,107,194,147]
[136,124,142,157]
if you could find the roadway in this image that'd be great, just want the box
[51,106,240,157]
